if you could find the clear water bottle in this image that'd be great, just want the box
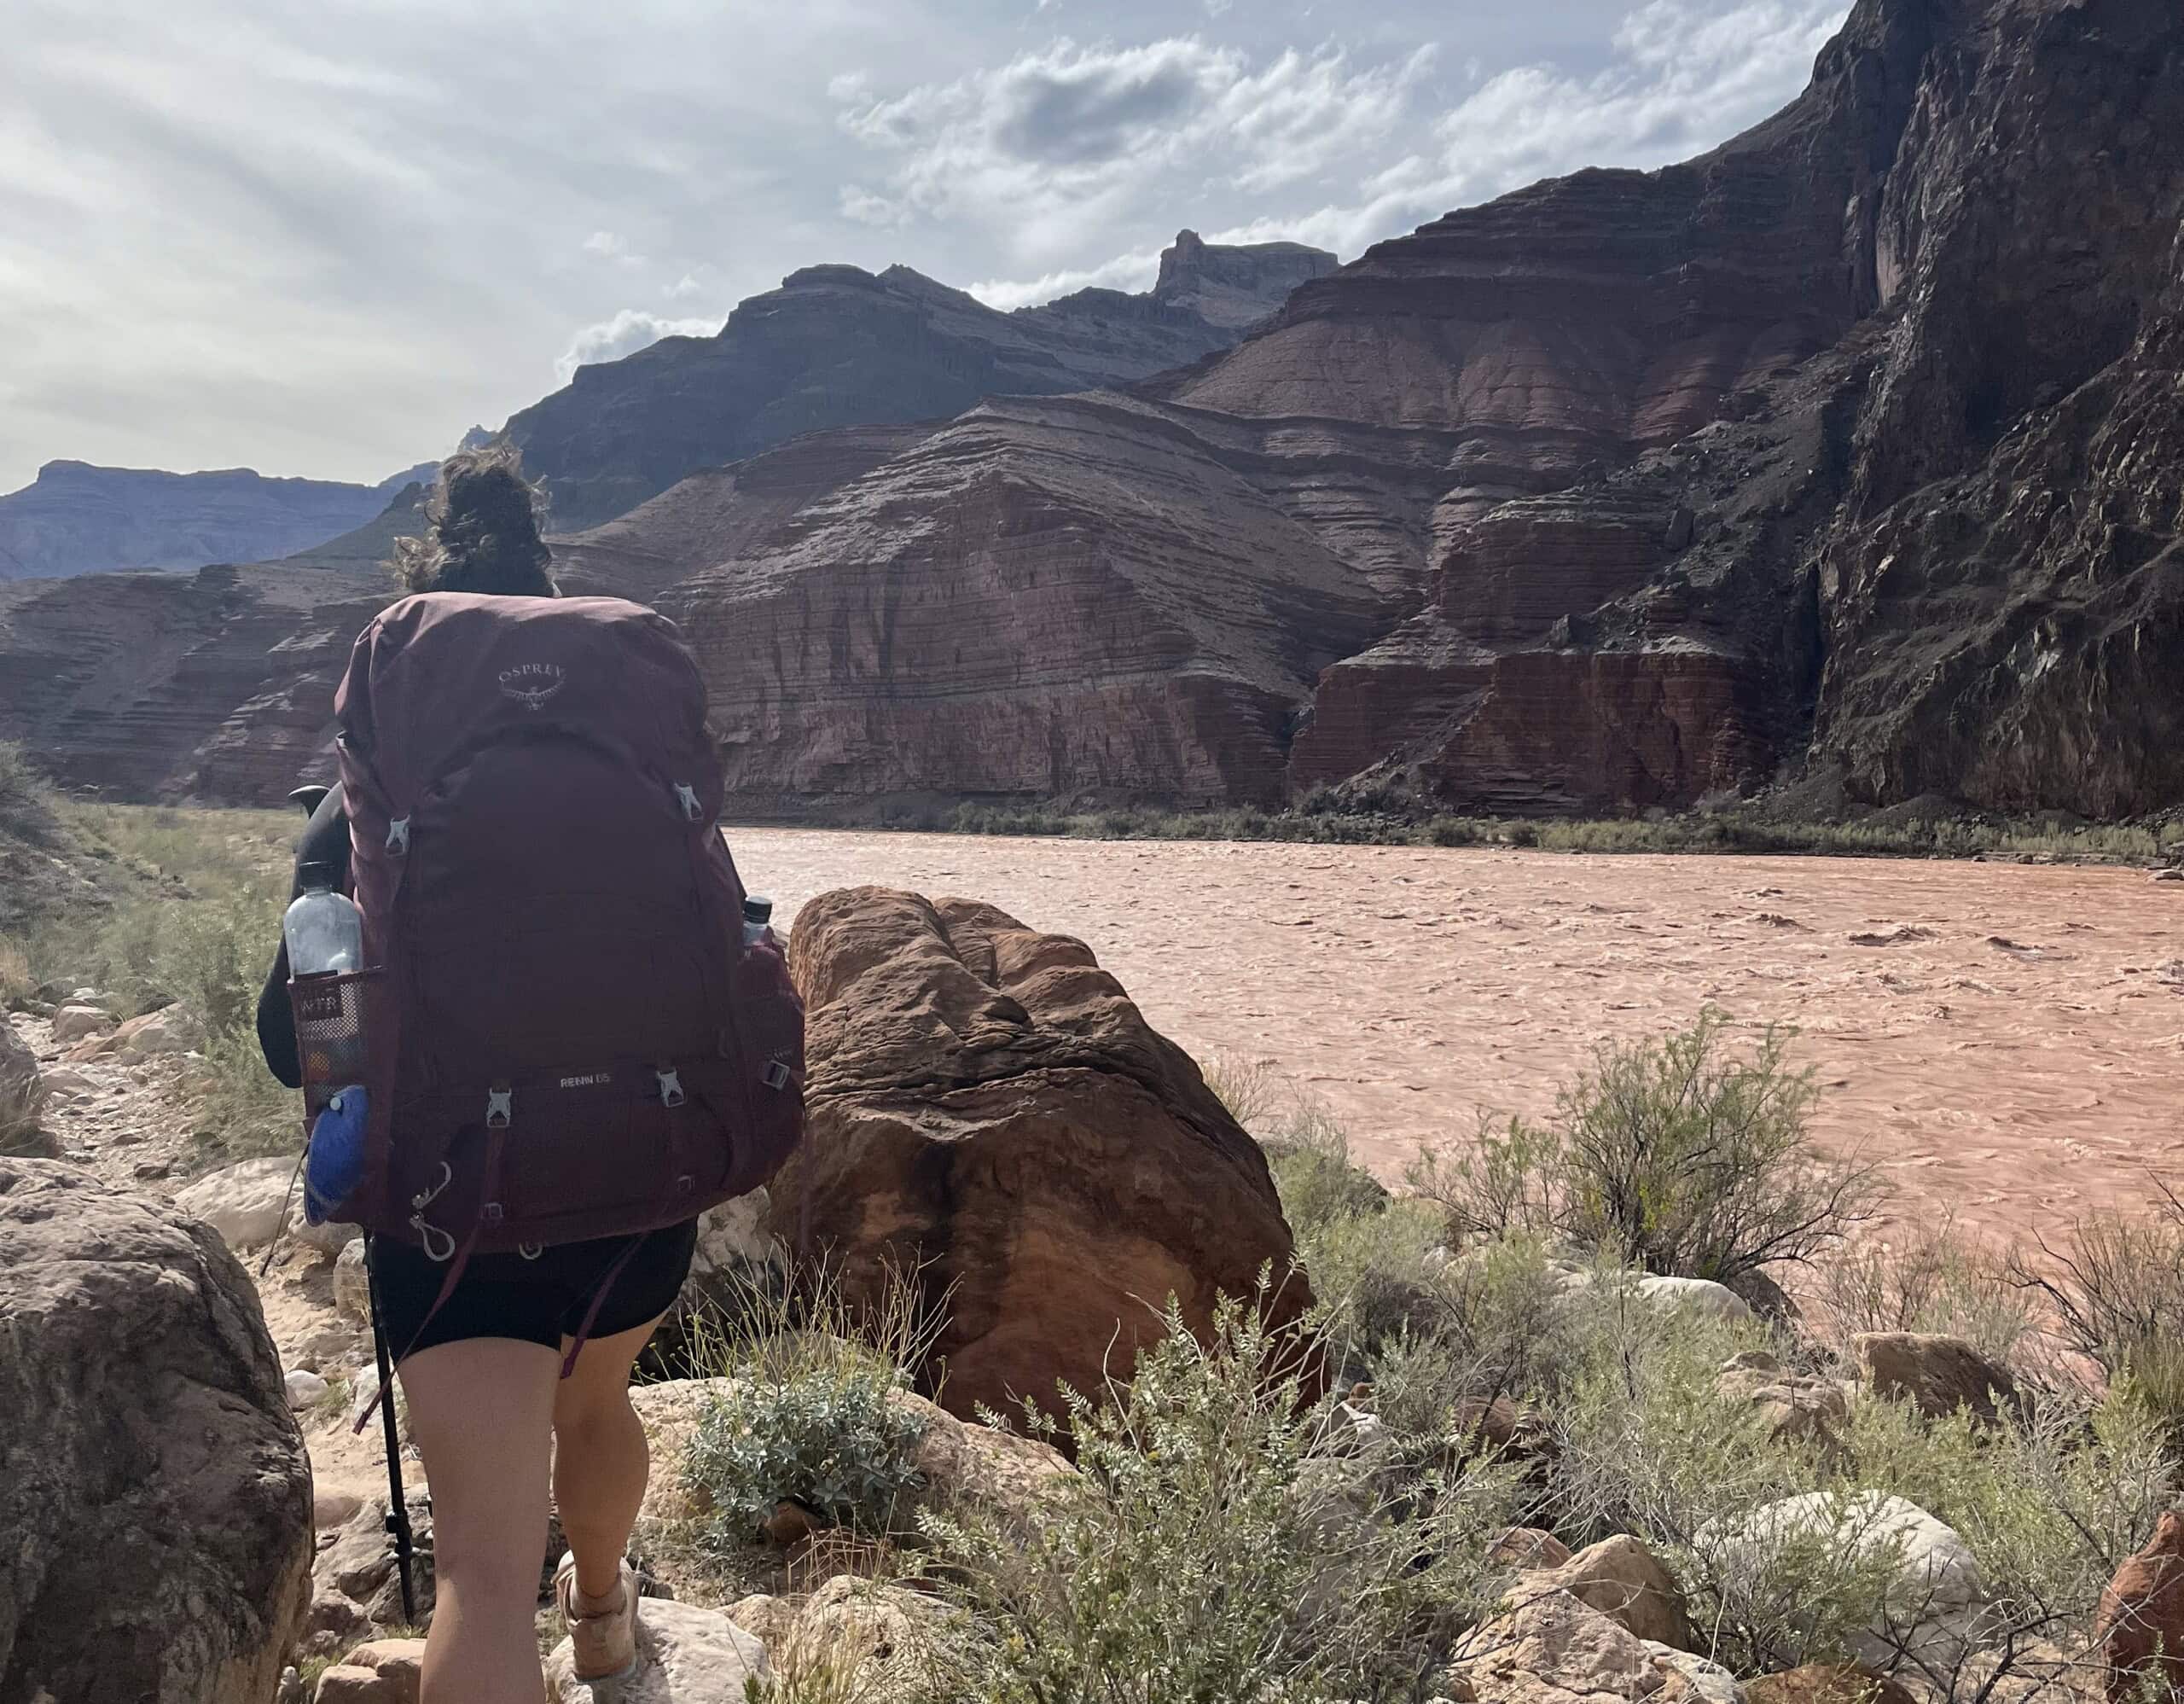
[286,863,368,1222]
[743,894,775,949]
[285,862,363,975]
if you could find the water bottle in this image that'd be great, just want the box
[285,863,363,976]
[743,895,775,949]
[286,863,368,1222]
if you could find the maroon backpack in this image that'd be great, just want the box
[326,590,804,1271]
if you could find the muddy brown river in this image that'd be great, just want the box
[730,830,2184,1243]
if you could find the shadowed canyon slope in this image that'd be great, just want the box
[504,230,1339,533]
[2,0,2178,819]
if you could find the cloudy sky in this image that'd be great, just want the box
[1,0,1849,496]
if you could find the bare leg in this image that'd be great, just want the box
[552,1315,668,1602]
[398,1336,560,1704]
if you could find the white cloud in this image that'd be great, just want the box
[1205,0,1844,255]
[838,183,909,227]
[555,308,724,384]
[583,229,648,267]
[945,0,1843,315]
[834,36,1432,263]
[663,271,706,299]
[967,245,1164,311]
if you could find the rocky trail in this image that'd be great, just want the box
[8,1008,400,1525]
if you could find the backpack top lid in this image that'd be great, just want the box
[334,591,717,812]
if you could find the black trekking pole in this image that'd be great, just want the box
[363,1236,419,1626]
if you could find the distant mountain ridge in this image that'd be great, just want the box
[0,458,439,584]
[502,230,1338,532]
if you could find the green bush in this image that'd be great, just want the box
[1556,1012,1883,1283]
[1545,1275,1788,1549]
[926,1288,1518,1704]
[1536,1247,2177,1683]
[2012,1185,2184,1439]
[1407,1114,1562,1244]
[0,742,55,844]
[1411,1011,1885,1288]
[679,1259,944,1562]
[685,1370,930,1549]
[188,1028,300,1165]
[1261,1093,1393,1236]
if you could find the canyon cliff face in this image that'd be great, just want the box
[0,462,409,583]
[503,231,1337,533]
[0,0,2175,820]
[0,563,389,800]
[615,0,2181,819]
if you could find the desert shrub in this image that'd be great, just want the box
[1363,1236,1580,1492]
[1299,1198,1449,1378]
[926,1288,1518,1704]
[1812,1215,2039,1367]
[1827,1384,2175,1693]
[1407,1114,1562,1243]
[1546,1276,1789,1547]
[1261,1092,1393,1238]
[1535,1274,1920,1671]
[1411,1012,1885,1287]
[1205,1051,1285,1134]
[187,1028,300,1164]
[685,1373,930,1549]
[11,804,299,1167]
[1543,1258,2177,1682]
[2013,1186,2184,1438]
[1240,1082,1452,1376]
[680,1260,944,1562]
[0,742,55,843]
[0,936,32,1007]
[1556,1012,1884,1283]
[1680,1493,1927,1678]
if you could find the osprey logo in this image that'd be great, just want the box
[498,662,566,712]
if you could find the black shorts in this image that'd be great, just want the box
[369,1221,700,1359]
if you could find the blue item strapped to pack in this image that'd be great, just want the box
[305,1086,368,1225]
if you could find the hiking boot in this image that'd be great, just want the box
[555,1554,641,1681]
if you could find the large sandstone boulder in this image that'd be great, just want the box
[1696,1492,1989,1674]
[175,1153,359,1258]
[2095,1509,2184,1703]
[1746,1666,1916,1704]
[1849,1333,2023,1427]
[1525,1534,1693,1651]
[544,1599,768,1702]
[0,1019,48,1155]
[759,888,1313,1421]
[1716,1351,1850,1451]
[1455,1588,1734,1704]
[0,1160,314,1701]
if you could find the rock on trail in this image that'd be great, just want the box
[0,1159,313,1702]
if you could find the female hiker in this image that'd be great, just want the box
[257,445,804,1702]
